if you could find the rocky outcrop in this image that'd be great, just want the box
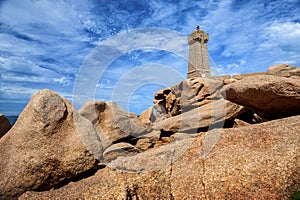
[290,67,300,79]
[150,77,247,132]
[232,72,267,80]
[0,89,103,199]
[154,88,180,119]
[172,77,224,110]
[224,75,300,119]
[79,100,147,149]
[267,63,296,77]
[2,66,300,199]
[224,64,299,81]
[223,78,237,85]
[153,77,224,119]
[20,115,300,199]
[0,114,11,138]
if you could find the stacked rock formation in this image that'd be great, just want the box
[0,64,299,199]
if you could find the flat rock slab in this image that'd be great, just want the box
[267,63,296,78]
[152,99,244,133]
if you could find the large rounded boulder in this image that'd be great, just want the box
[0,89,103,199]
[224,75,300,119]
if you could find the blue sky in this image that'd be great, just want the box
[0,0,299,116]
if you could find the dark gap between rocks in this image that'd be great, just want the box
[160,130,175,138]
[113,135,139,146]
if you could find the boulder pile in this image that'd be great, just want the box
[0,64,299,199]
[20,115,300,199]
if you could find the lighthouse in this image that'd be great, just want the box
[187,26,210,79]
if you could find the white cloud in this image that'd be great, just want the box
[212,58,249,76]
[266,22,300,52]
[52,76,72,86]
[202,0,263,54]
[1,0,299,115]
[240,59,246,66]
[198,0,300,73]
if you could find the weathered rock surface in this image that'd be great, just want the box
[139,106,156,126]
[153,77,225,121]
[0,89,103,199]
[20,115,300,199]
[232,72,267,80]
[103,142,139,162]
[172,77,224,111]
[0,114,11,138]
[230,64,300,80]
[224,75,300,119]
[79,100,147,149]
[267,63,296,77]
[135,130,172,151]
[290,67,300,79]
[223,78,237,85]
[154,88,180,118]
[152,99,245,133]
[135,138,156,150]
[232,118,250,128]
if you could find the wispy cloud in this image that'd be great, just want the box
[0,0,299,116]
[196,0,300,74]
[74,28,188,112]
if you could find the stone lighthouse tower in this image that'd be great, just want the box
[187,26,210,79]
